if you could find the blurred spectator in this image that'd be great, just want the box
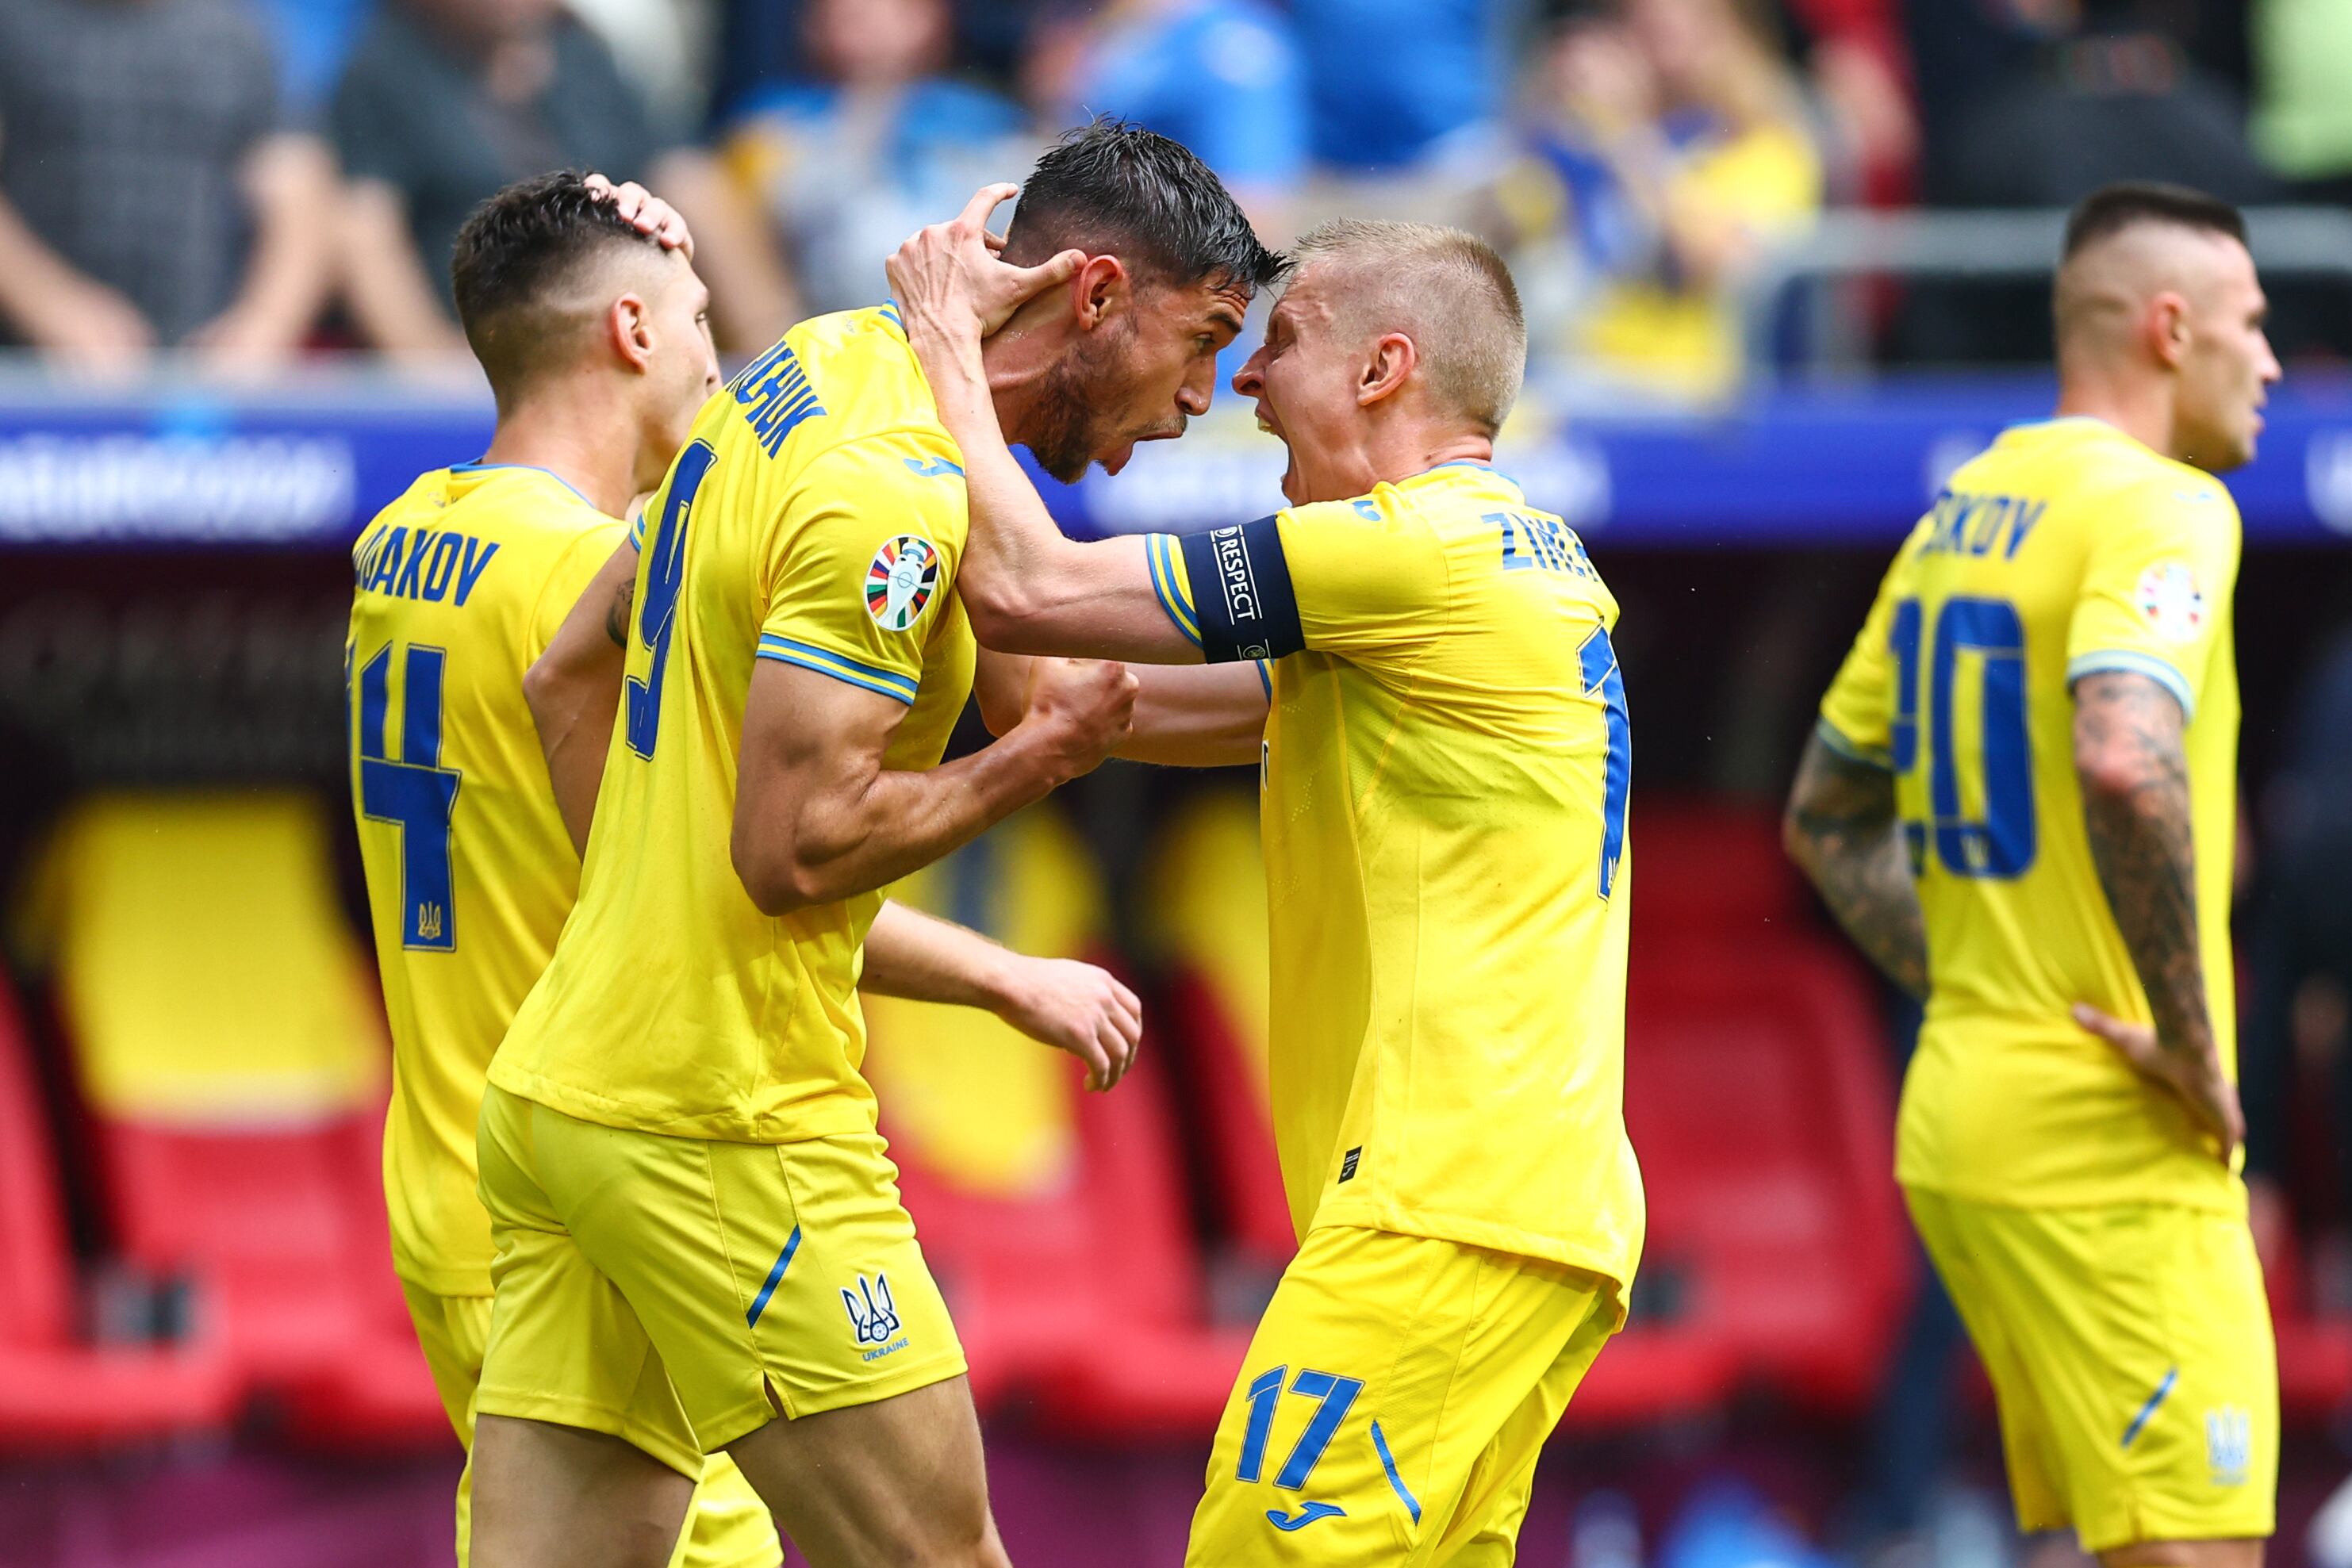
[1897,0,2275,365]
[567,0,719,132]
[717,0,1033,316]
[2252,0,2352,201]
[1776,0,1917,203]
[1499,0,1822,399]
[332,0,792,359]
[1920,0,2273,209]
[1292,0,1510,178]
[1026,0,1306,239]
[0,0,337,374]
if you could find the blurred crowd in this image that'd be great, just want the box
[1,0,2346,396]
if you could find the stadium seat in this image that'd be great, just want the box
[1140,790,1295,1271]
[0,960,239,1445]
[1610,926,1910,1416]
[2259,1214,2352,1421]
[864,805,1252,1436]
[26,792,451,1448]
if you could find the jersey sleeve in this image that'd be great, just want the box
[1149,498,1447,665]
[2066,476,2241,720]
[525,519,629,662]
[1817,531,1920,769]
[754,437,967,705]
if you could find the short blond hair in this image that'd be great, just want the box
[1291,219,1527,436]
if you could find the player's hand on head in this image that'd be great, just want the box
[887,182,1086,340]
[1018,657,1139,784]
[2071,1003,2245,1164]
[996,956,1142,1092]
[584,171,694,258]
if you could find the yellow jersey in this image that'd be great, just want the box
[1150,461,1646,1297]
[489,307,977,1143]
[1818,416,2244,1214]
[347,463,623,1295]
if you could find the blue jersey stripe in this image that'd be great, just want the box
[2066,650,2196,722]
[1816,716,1894,770]
[756,635,919,698]
[756,638,919,704]
[1146,532,1202,646]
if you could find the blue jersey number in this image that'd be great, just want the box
[1890,596,2035,879]
[1236,1366,1364,1491]
[355,642,461,949]
[625,439,719,758]
[1579,625,1632,899]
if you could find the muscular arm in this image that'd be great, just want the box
[2070,671,2239,1157]
[861,900,1141,1090]
[731,657,1132,915]
[1122,664,1269,768]
[524,540,639,856]
[974,649,1264,766]
[1782,730,1928,1000]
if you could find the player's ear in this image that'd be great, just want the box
[1357,332,1417,408]
[609,293,656,373]
[1073,255,1130,331]
[2148,291,2192,371]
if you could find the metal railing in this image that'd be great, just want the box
[1739,205,2352,377]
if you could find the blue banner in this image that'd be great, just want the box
[2,373,2347,548]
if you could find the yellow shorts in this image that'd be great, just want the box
[398,1282,778,1568]
[473,1083,967,1476]
[1905,1188,2277,1551]
[1186,1225,1619,1566]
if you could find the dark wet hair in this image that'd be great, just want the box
[451,170,666,397]
[1001,119,1289,295]
[2062,182,2247,261]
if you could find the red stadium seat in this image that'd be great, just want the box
[28,792,451,1448]
[2259,1213,2352,1421]
[1608,929,1910,1417]
[0,964,239,1446]
[865,807,1251,1436]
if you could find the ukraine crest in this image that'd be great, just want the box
[866,535,939,631]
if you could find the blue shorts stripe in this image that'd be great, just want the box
[746,1225,804,1328]
[756,636,919,703]
[2121,1365,2177,1449]
[1370,1419,1420,1524]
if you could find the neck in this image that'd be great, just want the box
[478,381,646,519]
[1303,412,1494,502]
[2054,366,2178,460]
[976,321,1063,453]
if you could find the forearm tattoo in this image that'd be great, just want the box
[2074,671,2210,1056]
[1786,734,1929,1000]
[604,576,635,650]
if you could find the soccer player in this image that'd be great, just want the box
[348,171,1145,1568]
[885,197,1645,1563]
[1785,182,2280,1565]
[464,125,1286,1568]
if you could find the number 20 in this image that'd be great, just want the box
[1889,595,2035,879]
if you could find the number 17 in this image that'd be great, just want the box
[1237,1367,1364,1490]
